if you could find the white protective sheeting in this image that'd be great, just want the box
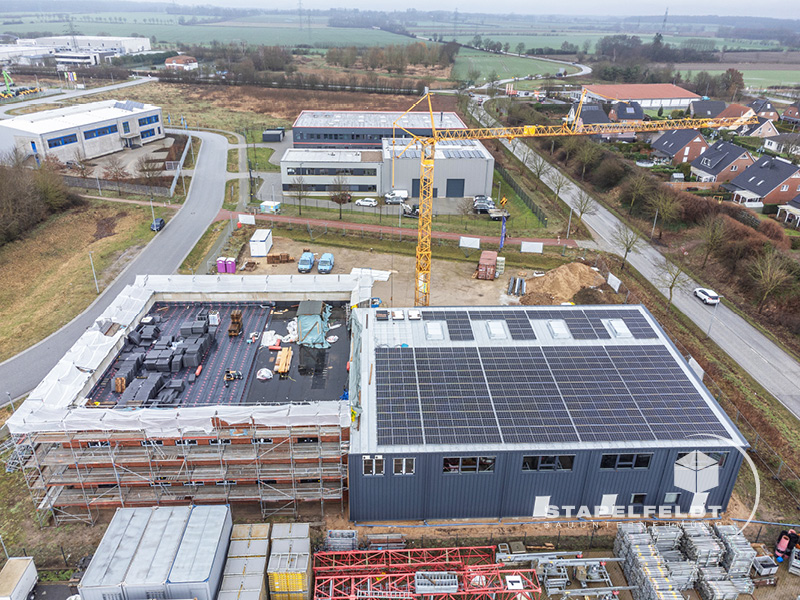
[7,274,372,436]
[349,268,391,282]
[458,236,481,250]
[520,241,544,254]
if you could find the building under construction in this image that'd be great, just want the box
[8,274,376,525]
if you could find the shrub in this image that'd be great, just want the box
[591,157,627,190]
[758,219,791,250]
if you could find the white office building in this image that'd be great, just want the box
[0,100,164,162]
[17,35,151,55]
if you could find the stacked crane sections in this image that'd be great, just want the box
[312,547,540,600]
[680,524,725,567]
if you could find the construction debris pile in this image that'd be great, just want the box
[615,523,756,600]
[521,262,606,305]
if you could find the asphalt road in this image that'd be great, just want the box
[0,127,227,401]
[472,103,800,420]
[0,77,156,119]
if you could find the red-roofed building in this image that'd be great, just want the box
[581,83,700,110]
[165,55,198,71]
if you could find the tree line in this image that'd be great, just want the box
[325,42,459,73]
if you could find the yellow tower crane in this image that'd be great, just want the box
[391,92,757,307]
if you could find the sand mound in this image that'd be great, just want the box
[522,262,606,304]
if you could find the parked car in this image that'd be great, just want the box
[384,189,409,204]
[693,288,720,305]
[331,192,351,203]
[355,197,378,207]
[317,252,335,274]
[297,252,315,273]
[473,196,496,214]
[150,218,165,232]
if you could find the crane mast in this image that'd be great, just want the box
[393,93,757,307]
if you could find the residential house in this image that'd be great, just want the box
[776,194,800,229]
[724,156,800,207]
[737,117,779,139]
[717,103,755,119]
[581,83,700,109]
[165,55,198,71]
[689,100,726,118]
[651,129,709,165]
[690,141,754,183]
[764,133,800,156]
[781,102,800,125]
[566,102,611,126]
[609,101,645,122]
[748,99,779,121]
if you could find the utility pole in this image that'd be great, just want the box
[650,208,659,239]
[88,252,99,294]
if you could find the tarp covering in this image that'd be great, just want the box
[297,301,332,349]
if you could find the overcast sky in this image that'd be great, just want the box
[167,0,797,18]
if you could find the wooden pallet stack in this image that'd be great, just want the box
[228,310,243,337]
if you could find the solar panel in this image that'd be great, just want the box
[422,310,474,341]
[469,310,535,340]
[374,347,424,445]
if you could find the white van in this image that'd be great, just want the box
[384,189,409,204]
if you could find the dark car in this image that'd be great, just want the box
[150,218,165,232]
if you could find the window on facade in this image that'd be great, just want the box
[443,457,496,474]
[297,437,318,443]
[87,441,110,448]
[140,439,163,446]
[600,453,652,470]
[175,439,198,446]
[47,133,78,148]
[730,165,738,171]
[677,451,727,467]
[141,128,156,140]
[781,184,789,191]
[363,455,384,476]
[138,115,159,126]
[253,437,273,445]
[84,124,118,139]
[664,492,681,504]
[208,439,231,445]
[122,121,130,134]
[393,457,415,475]
[630,493,647,505]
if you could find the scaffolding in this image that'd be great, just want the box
[15,419,349,525]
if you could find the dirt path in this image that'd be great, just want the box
[217,210,577,247]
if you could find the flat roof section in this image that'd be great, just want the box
[293,110,466,130]
[0,99,160,135]
[87,302,270,408]
[353,305,747,454]
[245,305,350,405]
[282,148,381,164]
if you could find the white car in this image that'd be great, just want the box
[694,288,720,305]
[355,197,378,207]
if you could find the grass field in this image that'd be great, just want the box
[675,68,800,88]
[452,48,578,82]
[0,12,412,47]
[0,199,171,362]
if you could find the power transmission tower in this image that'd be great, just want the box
[660,8,668,34]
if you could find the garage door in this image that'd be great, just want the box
[411,180,438,198]
[445,179,465,198]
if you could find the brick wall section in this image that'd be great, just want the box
[672,135,709,165]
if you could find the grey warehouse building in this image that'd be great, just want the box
[347,305,747,522]
[292,110,467,149]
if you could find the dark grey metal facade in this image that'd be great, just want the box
[349,447,742,522]
[293,127,415,149]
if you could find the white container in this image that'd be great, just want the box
[0,558,37,600]
[249,229,273,257]
[259,201,281,215]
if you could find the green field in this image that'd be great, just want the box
[675,69,800,88]
[0,12,412,47]
[451,48,579,82]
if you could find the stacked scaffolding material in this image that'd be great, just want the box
[681,523,724,567]
[713,525,756,577]
[324,531,358,552]
[268,523,312,600]
[697,568,741,600]
[648,526,682,552]
[614,523,685,600]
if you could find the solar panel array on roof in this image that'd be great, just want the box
[468,310,536,340]
[422,310,473,341]
[526,308,657,340]
[372,344,731,446]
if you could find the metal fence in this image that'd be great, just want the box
[495,163,549,227]
[63,174,171,197]
[168,134,193,197]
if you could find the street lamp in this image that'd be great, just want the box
[5,391,14,413]
[149,195,156,224]
[88,252,99,294]
[707,296,724,338]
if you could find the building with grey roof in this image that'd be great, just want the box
[690,141,753,183]
[291,110,466,149]
[724,155,800,207]
[348,305,747,521]
[651,129,709,165]
[689,100,726,119]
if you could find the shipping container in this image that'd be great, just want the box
[122,506,192,600]
[249,230,273,257]
[0,558,37,600]
[476,251,497,280]
[79,508,153,600]
[166,505,233,600]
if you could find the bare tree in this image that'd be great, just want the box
[576,141,601,181]
[655,258,690,311]
[103,155,129,196]
[329,173,350,220]
[561,136,581,163]
[528,153,551,181]
[574,190,597,226]
[645,190,681,239]
[610,223,641,271]
[698,215,726,268]
[749,247,793,313]
[135,155,162,194]
[292,174,307,216]
[550,170,571,201]
[71,148,93,189]
[625,172,651,215]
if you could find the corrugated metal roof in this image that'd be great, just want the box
[168,506,231,584]
[124,506,192,587]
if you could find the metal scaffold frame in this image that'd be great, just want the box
[15,418,349,523]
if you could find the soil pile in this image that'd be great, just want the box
[521,262,605,305]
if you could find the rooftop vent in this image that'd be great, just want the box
[547,320,571,339]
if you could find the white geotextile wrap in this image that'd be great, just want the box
[7,273,371,436]
[9,401,351,435]
[349,268,391,282]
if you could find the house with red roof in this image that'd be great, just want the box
[582,83,700,110]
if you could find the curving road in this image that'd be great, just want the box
[472,102,800,421]
[0,126,228,401]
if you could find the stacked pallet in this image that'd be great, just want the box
[324,530,357,551]
[697,568,742,600]
[648,525,682,551]
[268,524,312,600]
[615,523,684,600]
[229,310,243,337]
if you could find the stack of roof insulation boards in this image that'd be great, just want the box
[78,506,232,600]
[219,524,270,600]
[267,524,312,600]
